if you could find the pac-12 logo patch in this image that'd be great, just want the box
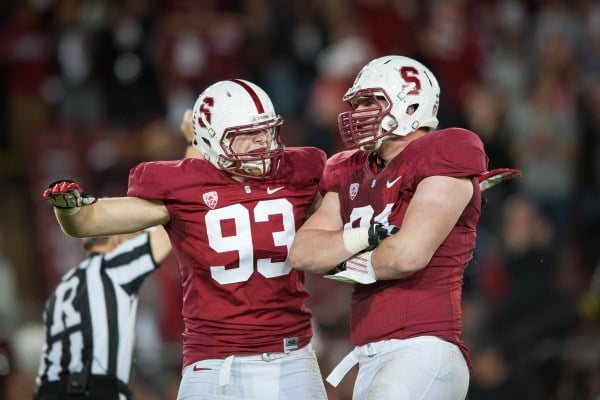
[202,191,218,209]
[349,183,359,200]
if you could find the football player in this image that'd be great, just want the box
[43,80,328,400]
[290,55,489,400]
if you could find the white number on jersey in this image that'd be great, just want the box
[343,203,394,229]
[206,199,295,284]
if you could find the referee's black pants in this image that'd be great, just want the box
[33,374,132,400]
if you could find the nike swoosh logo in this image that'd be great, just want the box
[386,176,402,188]
[193,365,212,371]
[267,186,284,194]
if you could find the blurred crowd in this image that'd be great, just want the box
[0,0,599,399]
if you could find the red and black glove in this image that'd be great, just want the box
[43,179,97,215]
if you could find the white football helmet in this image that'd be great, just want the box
[338,55,440,150]
[191,79,284,179]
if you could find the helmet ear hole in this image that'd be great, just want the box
[406,104,419,116]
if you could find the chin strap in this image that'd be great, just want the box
[359,139,383,152]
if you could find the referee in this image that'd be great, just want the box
[33,227,171,400]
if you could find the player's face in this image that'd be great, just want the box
[231,129,273,154]
[353,96,375,111]
[353,96,389,129]
[353,96,389,110]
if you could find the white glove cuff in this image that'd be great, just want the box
[363,251,377,280]
[342,227,370,255]
[54,206,81,216]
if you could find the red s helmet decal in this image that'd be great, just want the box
[197,97,214,128]
[400,66,421,95]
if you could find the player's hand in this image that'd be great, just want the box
[366,223,399,250]
[478,168,522,192]
[43,179,97,215]
[344,223,399,254]
[324,251,376,285]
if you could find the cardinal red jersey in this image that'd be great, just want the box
[321,128,488,367]
[128,147,326,367]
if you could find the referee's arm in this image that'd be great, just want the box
[150,225,171,264]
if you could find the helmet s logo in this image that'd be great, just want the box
[202,191,219,209]
[349,183,359,200]
[197,97,214,128]
[400,66,421,95]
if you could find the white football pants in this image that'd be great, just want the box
[327,336,469,400]
[177,344,327,400]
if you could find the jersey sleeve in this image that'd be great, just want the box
[420,128,489,178]
[319,150,358,195]
[127,160,186,200]
[128,162,164,199]
[276,146,327,190]
[299,147,327,182]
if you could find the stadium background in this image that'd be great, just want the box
[0,0,599,398]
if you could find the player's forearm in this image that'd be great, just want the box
[55,197,168,237]
[54,202,97,237]
[368,213,449,280]
[289,229,352,273]
[54,199,133,238]
[370,238,430,280]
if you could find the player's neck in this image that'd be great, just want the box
[378,131,425,162]
[377,139,406,163]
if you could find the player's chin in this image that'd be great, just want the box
[361,142,379,152]
[246,168,263,177]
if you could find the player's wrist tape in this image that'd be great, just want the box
[342,227,370,254]
[54,206,81,216]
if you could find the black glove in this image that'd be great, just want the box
[366,222,399,250]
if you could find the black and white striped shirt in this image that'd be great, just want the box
[36,231,159,387]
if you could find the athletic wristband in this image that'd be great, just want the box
[54,206,81,216]
[342,227,370,254]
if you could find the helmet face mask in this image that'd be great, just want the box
[218,120,283,178]
[338,56,441,150]
[192,79,284,179]
[338,88,394,149]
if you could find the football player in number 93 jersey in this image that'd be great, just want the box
[290,56,490,400]
[43,80,328,400]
